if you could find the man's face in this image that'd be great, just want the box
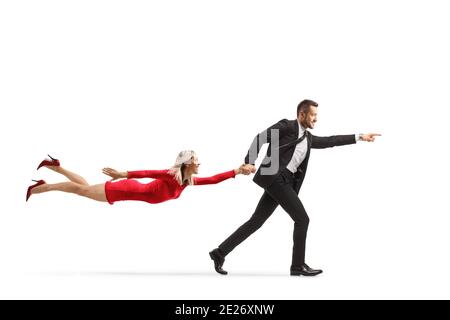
[299,106,318,129]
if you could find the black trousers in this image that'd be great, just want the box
[219,168,310,268]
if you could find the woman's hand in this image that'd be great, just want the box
[102,167,127,181]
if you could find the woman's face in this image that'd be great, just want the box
[186,156,200,174]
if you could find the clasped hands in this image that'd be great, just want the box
[237,164,257,176]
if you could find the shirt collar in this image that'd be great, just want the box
[297,119,306,135]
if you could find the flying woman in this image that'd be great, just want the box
[26,151,250,204]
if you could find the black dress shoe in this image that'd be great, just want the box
[290,263,323,276]
[209,248,228,275]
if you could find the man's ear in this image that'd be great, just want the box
[299,111,305,121]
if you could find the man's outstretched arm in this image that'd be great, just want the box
[311,133,381,149]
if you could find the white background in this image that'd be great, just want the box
[1,0,449,299]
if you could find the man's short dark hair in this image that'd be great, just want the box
[297,99,318,117]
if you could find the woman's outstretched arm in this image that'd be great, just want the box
[102,168,172,180]
[193,164,250,186]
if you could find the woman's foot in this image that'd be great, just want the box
[37,155,60,170]
[26,180,46,201]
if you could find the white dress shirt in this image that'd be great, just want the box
[286,123,309,174]
[286,120,360,173]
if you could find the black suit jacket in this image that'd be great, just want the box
[244,119,356,193]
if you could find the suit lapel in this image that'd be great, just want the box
[306,130,312,149]
[304,131,312,164]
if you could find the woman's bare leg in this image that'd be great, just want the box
[31,182,108,202]
[46,166,89,186]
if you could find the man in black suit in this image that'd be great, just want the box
[209,99,380,276]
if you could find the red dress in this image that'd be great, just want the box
[104,169,236,205]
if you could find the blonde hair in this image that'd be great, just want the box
[168,150,197,186]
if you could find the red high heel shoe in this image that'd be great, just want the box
[37,155,60,170]
[26,179,46,202]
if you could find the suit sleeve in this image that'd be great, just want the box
[127,169,173,180]
[244,119,289,165]
[311,134,357,149]
[193,170,236,186]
